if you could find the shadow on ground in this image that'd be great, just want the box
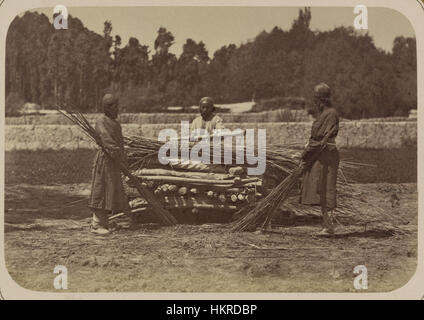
[5,184,90,225]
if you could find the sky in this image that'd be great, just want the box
[33,6,415,56]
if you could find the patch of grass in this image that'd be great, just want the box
[5,144,416,185]
[340,143,417,183]
[5,149,96,185]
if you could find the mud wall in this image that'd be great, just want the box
[5,121,417,151]
[5,109,311,125]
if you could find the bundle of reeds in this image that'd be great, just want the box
[231,126,344,232]
[125,134,300,175]
[230,121,406,232]
[125,136,163,169]
[124,128,395,232]
[125,134,362,179]
[57,108,177,226]
[125,132,246,171]
[232,165,304,231]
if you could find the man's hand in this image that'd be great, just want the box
[318,140,326,148]
[298,160,307,170]
[300,149,308,161]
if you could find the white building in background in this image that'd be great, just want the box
[409,109,417,119]
[19,102,41,115]
[19,102,59,115]
[192,102,255,113]
[215,102,255,113]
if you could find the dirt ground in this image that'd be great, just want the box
[4,182,417,293]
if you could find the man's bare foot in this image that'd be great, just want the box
[316,227,335,236]
[90,226,110,235]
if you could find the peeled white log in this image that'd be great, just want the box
[134,168,231,180]
[137,175,259,186]
[168,184,178,193]
[178,187,188,195]
[109,207,146,221]
[229,167,245,176]
[191,203,237,210]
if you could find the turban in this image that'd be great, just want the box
[313,83,331,99]
[199,97,214,107]
[102,93,118,109]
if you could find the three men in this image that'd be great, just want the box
[88,94,130,235]
[89,90,340,235]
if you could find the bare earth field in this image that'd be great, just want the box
[4,182,417,293]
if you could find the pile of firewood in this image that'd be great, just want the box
[125,168,262,215]
[123,135,375,224]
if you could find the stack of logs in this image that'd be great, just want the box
[125,168,263,215]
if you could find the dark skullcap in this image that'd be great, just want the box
[102,93,118,108]
[199,97,214,107]
[313,83,331,99]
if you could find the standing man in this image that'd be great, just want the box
[88,93,130,235]
[190,97,225,135]
[300,83,340,235]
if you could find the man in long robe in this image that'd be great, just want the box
[88,94,130,234]
[300,83,340,235]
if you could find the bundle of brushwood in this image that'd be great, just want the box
[124,134,268,216]
[232,124,342,232]
[125,166,262,215]
[231,131,405,233]
[58,109,395,230]
[124,134,340,218]
[125,132,362,218]
[57,108,177,226]
[231,165,304,232]
[124,130,401,231]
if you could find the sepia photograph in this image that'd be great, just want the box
[1,0,422,299]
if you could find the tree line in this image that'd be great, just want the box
[5,8,417,119]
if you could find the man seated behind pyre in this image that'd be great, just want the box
[190,97,225,135]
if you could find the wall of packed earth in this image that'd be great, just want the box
[5,109,311,125]
[5,121,417,151]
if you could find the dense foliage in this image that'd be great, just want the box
[6,8,417,118]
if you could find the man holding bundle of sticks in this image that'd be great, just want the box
[88,93,131,235]
[300,83,340,235]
